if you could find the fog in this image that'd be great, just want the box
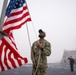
[0,0,76,63]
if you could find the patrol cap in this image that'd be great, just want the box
[38,29,43,33]
[38,29,46,37]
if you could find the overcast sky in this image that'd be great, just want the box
[0,0,76,63]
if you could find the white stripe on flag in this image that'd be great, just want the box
[3,15,30,30]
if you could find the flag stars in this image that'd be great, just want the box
[12,0,15,3]
[14,6,17,8]
[16,2,18,5]
[19,4,22,7]
[6,0,25,16]
[21,0,23,3]
[21,0,23,4]
[7,10,9,13]
[13,0,15,1]
[16,0,18,1]
[8,6,11,9]
[10,1,13,3]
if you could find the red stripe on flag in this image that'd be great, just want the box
[8,52,17,68]
[9,6,28,17]
[4,12,30,26]
[3,18,31,34]
[4,47,11,69]
[0,43,5,71]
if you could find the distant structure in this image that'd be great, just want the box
[61,50,76,64]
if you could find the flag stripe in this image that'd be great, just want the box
[4,47,11,69]
[8,52,17,68]
[2,46,8,71]
[0,43,5,71]
[4,4,29,26]
[3,3,31,32]
[9,4,28,17]
[2,38,22,57]
[4,12,30,26]
[3,18,31,33]
[6,50,14,70]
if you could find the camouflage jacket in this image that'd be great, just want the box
[31,39,51,68]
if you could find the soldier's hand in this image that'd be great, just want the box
[37,43,42,48]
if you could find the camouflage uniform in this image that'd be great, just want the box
[31,39,51,75]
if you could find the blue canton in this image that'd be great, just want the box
[6,0,26,16]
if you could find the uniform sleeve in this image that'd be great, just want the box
[42,42,51,56]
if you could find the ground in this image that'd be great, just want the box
[0,63,76,75]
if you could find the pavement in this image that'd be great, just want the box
[0,63,76,75]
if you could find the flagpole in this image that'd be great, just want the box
[0,0,8,38]
[0,0,8,31]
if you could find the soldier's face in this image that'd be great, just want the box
[38,33,45,38]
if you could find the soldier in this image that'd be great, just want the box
[68,56,74,72]
[31,29,51,75]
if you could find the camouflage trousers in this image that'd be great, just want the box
[32,67,47,75]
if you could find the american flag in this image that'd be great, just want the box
[0,0,31,71]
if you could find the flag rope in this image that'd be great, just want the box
[25,0,38,39]
[26,22,41,75]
